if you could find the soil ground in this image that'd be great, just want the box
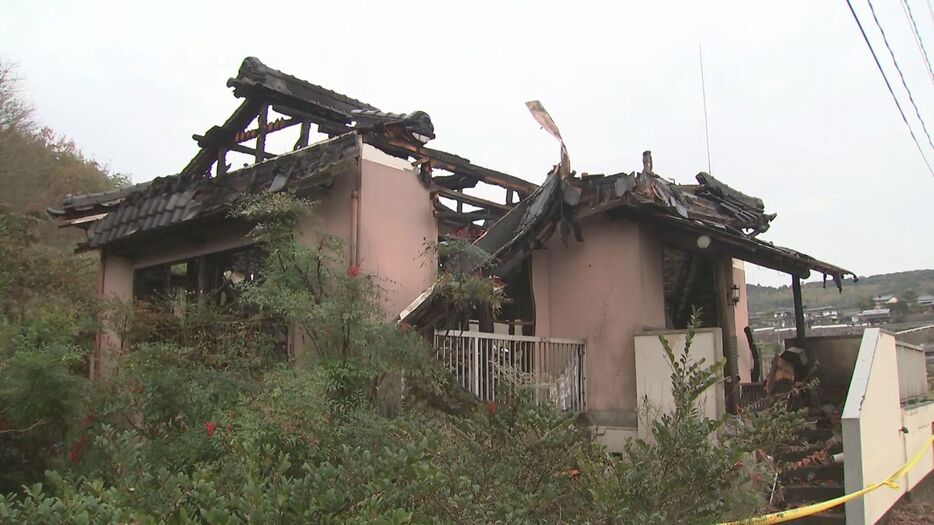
[882,471,934,525]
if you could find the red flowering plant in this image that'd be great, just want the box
[69,435,88,463]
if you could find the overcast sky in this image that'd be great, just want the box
[2,0,932,286]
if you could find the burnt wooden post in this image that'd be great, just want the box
[295,121,311,150]
[791,274,806,346]
[714,256,739,414]
[216,148,227,177]
[255,104,268,163]
[744,326,762,383]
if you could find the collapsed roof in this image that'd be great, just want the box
[401,152,855,327]
[49,57,533,250]
[47,57,853,310]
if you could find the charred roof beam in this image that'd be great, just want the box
[228,57,377,128]
[432,173,480,190]
[365,135,537,196]
[180,98,263,178]
[435,208,506,222]
[433,187,512,212]
[192,134,277,161]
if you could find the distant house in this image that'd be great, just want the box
[805,305,838,323]
[859,308,891,326]
[917,294,934,309]
[872,294,899,307]
[749,308,805,330]
[839,308,863,325]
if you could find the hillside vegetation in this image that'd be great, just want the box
[0,61,128,252]
[748,270,934,313]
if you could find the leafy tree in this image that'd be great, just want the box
[0,59,129,252]
[0,61,34,134]
[0,208,97,492]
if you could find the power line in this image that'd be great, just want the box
[846,0,934,177]
[900,0,934,86]
[865,0,934,151]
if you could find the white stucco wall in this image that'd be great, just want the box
[902,402,934,491]
[634,328,725,441]
[843,329,934,525]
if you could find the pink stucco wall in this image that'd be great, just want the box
[99,250,134,303]
[290,145,437,352]
[294,144,437,319]
[97,249,134,377]
[358,146,438,319]
[293,157,356,264]
[532,216,666,414]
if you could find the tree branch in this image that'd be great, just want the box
[0,418,47,435]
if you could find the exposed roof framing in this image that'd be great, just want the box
[365,135,538,196]
[181,98,263,178]
[51,57,533,246]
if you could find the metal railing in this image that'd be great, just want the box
[895,340,929,403]
[738,382,768,409]
[433,330,586,411]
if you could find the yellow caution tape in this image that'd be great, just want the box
[718,435,934,524]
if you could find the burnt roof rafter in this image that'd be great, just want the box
[180,98,263,178]
[433,187,513,212]
[364,135,538,196]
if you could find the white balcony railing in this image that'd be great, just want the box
[433,330,586,411]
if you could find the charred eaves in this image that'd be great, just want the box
[52,134,360,251]
[402,157,855,328]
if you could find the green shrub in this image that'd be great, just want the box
[0,195,803,524]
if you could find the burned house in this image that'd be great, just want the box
[50,57,536,374]
[53,56,853,448]
[50,58,934,523]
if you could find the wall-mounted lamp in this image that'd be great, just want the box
[696,235,711,249]
[729,284,741,307]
